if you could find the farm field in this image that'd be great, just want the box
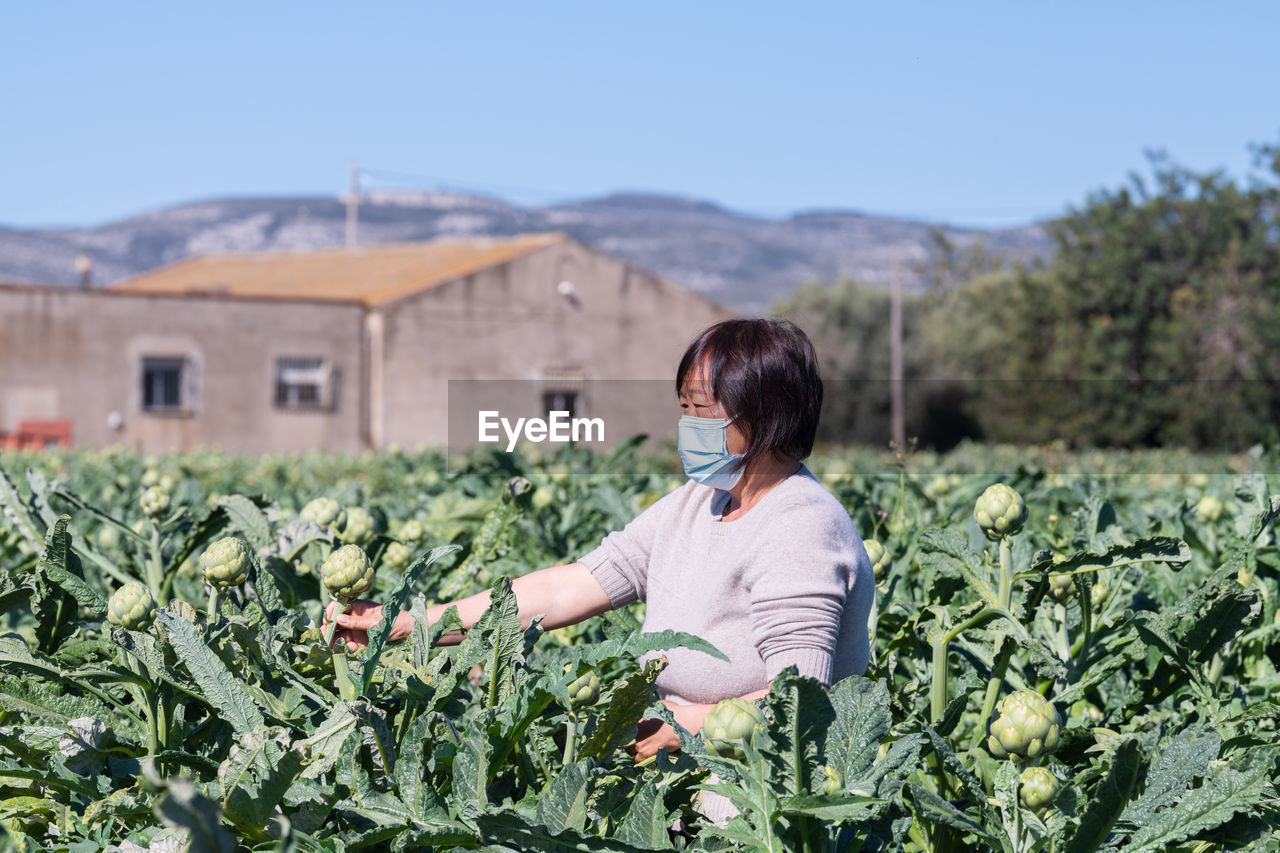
[1,440,1278,851]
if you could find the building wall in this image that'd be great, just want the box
[376,239,735,449]
[0,286,366,452]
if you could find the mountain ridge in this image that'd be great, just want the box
[0,191,1053,313]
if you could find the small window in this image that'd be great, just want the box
[276,358,334,411]
[142,357,186,412]
[543,390,577,421]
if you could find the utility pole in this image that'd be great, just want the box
[345,159,359,249]
[890,251,905,450]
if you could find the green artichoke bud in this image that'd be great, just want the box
[566,668,600,708]
[383,541,413,572]
[701,697,767,762]
[924,474,952,500]
[1019,766,1059,813]
[397,519,426,544]
[532,487,555,511]
[988,690,1061,760]
[108,581,156,630]
[199,537,251,588]
[863,539,890,581]
[1048,572,1074,601]
[821,764,843,796]
[1090,583,1108,608]
[96,526,120,551]
[974,484,1028,540]
[299,497,346,534]
[1195,495,1223,523]
[139,486,170,518]
[321,544,375,603]
[339,507,379,547]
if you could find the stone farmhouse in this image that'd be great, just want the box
[0,234,733,453]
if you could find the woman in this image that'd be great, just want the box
[327,318,875,764]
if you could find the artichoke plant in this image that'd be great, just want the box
[340,507,379,547]
[701,697,767,762]
[107,581,156,630]
[923,475,953,500]
[139,486,170,519]
[382,541,413,573]
[987,689,1062,760]
[300,497,346,534]
[397,519,426,544]
[821,764,843,796]
[974,483,1028,540]
[321,544,375,604]
[1048,572,1074,601]
[1019,766,1060,813]
[199,537,251,588]
[863,539,890,581]
[96,526,120,551]
[567,670,600,708]
[1195,495,1224,523]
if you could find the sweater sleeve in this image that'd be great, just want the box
[747,500,856,685]
[576,488,673,607]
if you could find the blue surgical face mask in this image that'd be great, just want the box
[677,414,744,490]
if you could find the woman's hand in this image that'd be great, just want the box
[630,700,713,761]
[322,599,414,651]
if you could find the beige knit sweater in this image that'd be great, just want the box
[578,465,875,704]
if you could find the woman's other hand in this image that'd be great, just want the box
[322,599,413,651]
[630,700,713,761]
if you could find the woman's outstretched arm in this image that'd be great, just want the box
[324,561,613,649]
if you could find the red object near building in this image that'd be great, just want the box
[0,419,72,450]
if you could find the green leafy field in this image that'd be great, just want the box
[1,441,1278,851]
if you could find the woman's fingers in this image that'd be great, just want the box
[631,718,680,762]
[322,599,385,630]
[334,627,367,652]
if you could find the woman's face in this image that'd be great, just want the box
[679,360,748,456]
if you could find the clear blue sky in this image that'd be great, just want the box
[4,1,1276,229]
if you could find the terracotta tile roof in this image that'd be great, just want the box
[110,233,565,306]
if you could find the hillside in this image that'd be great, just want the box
[0,192,1052,313]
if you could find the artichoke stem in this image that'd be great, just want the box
[563,713,578,766]
[1206,652,1224,687]
[125,655,160,759]
[147,524,166,605]
[973,641,1013,751]
[333,649,357,701]
[930,634,949,725]
[1053,603,1071,662]
[997,537,1013,611]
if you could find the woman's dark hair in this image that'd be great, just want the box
[676,318,823,466]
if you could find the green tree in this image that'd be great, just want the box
[773,280,970,447]
[934,143,1280,448]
